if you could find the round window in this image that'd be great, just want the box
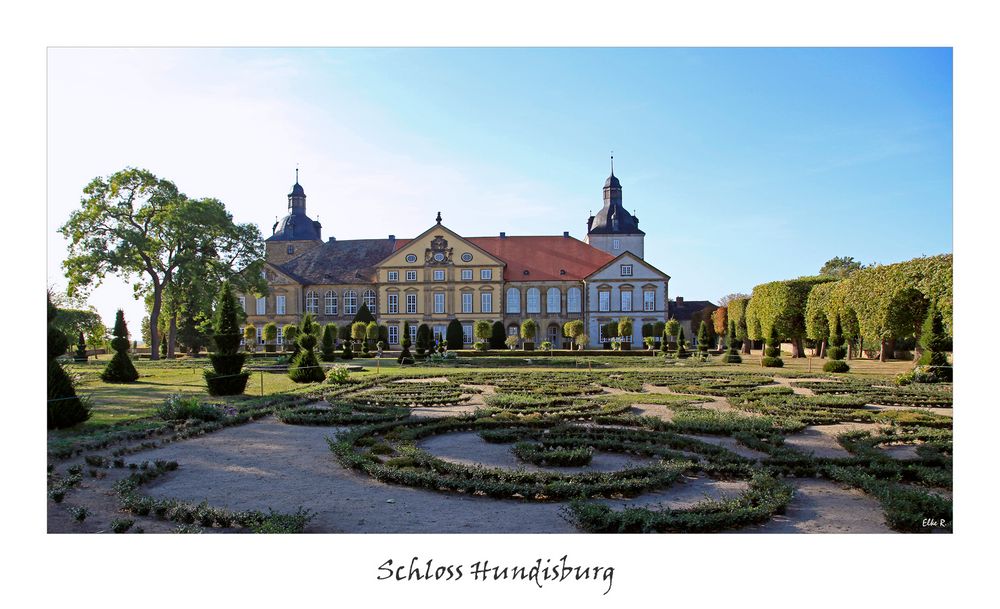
[433,252,445,262]
[461,252,473,262]
[405,254,417,263]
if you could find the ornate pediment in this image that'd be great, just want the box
[425,235,453,265]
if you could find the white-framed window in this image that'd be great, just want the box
[567,287,582,313]
[388,293,399,314]
[388,271,399,282]
[508,325,519,336]
[613,239,621,250]
[305,290,318,314]
[256,327,264,345]
[433,269,445,281]
[621,264,633,277]
[344,290,358,315]
[363,289,377,311]
[462,324,473,345]
[621,290,633,312]
[480,269,492,280]
[276,294,286,315]
[276,327,283,345]
[461,269,473,281]
[462,292,473,313]
[406,270,417,281]
[526,288,540,313]
[238,296,246,312]
[481,291,493,313]
[256,297,266,315]
[434,292,446,314]
[325,290,337,315]
[546,287,560,313]
[409,324,417,344]
[506,287,521,313]
[388,325,399,345]
[434,325,446,342]
[406,293,417,314]
[643,290,655,312]
[599,291,610,312]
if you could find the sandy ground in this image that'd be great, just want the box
[417,432,656,473]
[393,377,450,383]
[782,423,885,458]
[630,403,675,421]
[864,403,954,418]
[744,478,894,533]
[879,445,922,460]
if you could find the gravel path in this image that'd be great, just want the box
[782,423,885,458]
[745,479,893,533]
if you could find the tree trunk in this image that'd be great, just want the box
[819,339,827,359]
[879,338,888,362]
[167,312,177,359]
[791,337,805,358]
[149,284,162,360]
[741,338,751,355]
[885,338,896,361]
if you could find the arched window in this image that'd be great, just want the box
[363,289,377,311]
[506,287,521,313]
[567,287,582,313]
[305,290,318,314]
[546,288,561,313]
[325,290,337,315]
[344,290,358,315]
[526,288,540,313]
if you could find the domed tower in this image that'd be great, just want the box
[265,170,324,264]
[585,157,645,258]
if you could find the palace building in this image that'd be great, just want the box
[240,166,671,349]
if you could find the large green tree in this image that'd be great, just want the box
[820,256,866,279]
[60,168,264,360]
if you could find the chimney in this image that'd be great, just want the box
[563,231,570,238]
[328,236,336,243]
[500,231,506,239]
[675,296,683,304]
[388,234,395,240]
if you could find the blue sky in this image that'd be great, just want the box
[48,47,952,327]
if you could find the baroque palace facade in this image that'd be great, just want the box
[239,168,671,349]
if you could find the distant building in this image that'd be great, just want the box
[241,165,672,349]
[670,297,719,347]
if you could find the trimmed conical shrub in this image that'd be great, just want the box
[676,326,688,358]
[723,320,742,363]
[697,321,710,357]
[823,314,850,373]
[101,309,139,383]
[289,313,326,383]
[922,304,952,382]
[397,342,414,365]
[321,323,338,362]
[204,282,250,395]
[416,323,432,357]
[74,331,88,362]
[762,326,784,367]
[48,296,91,429]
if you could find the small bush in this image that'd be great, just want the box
[326,366,350,384]
[111,518,135,533]
[250,507,314,533]
[157,394,224,421]
[762,356,784,368]
[823,360,850,373]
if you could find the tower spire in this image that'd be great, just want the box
[610,151,614,175]
[295,165,299,184]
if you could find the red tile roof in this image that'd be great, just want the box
[468,236,614,281]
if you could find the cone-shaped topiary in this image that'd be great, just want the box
[74,331,88,362]
[762,325,784,367]
[48,295,91,429]
[823,314,850,373]
[416,323,432,356]
[321,323,338,362]
[288,313,326,383]
[204,282,250,395]
[490,320,506,349]
[447,319,464,350]
[723,320,742,363]
[397,341,414,364]
[921,303,952,382]
[676,326,687,358]
[101,309,139,383]
[697,321,711,356]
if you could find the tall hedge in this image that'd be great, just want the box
[489,321,506,349]
[101,309,139,383]
[204,282,250,395]
[745,276,834,357]
[288,313,326,383]
[321,323,337,362]
[416,323,432,356]
[48,296,91,428]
